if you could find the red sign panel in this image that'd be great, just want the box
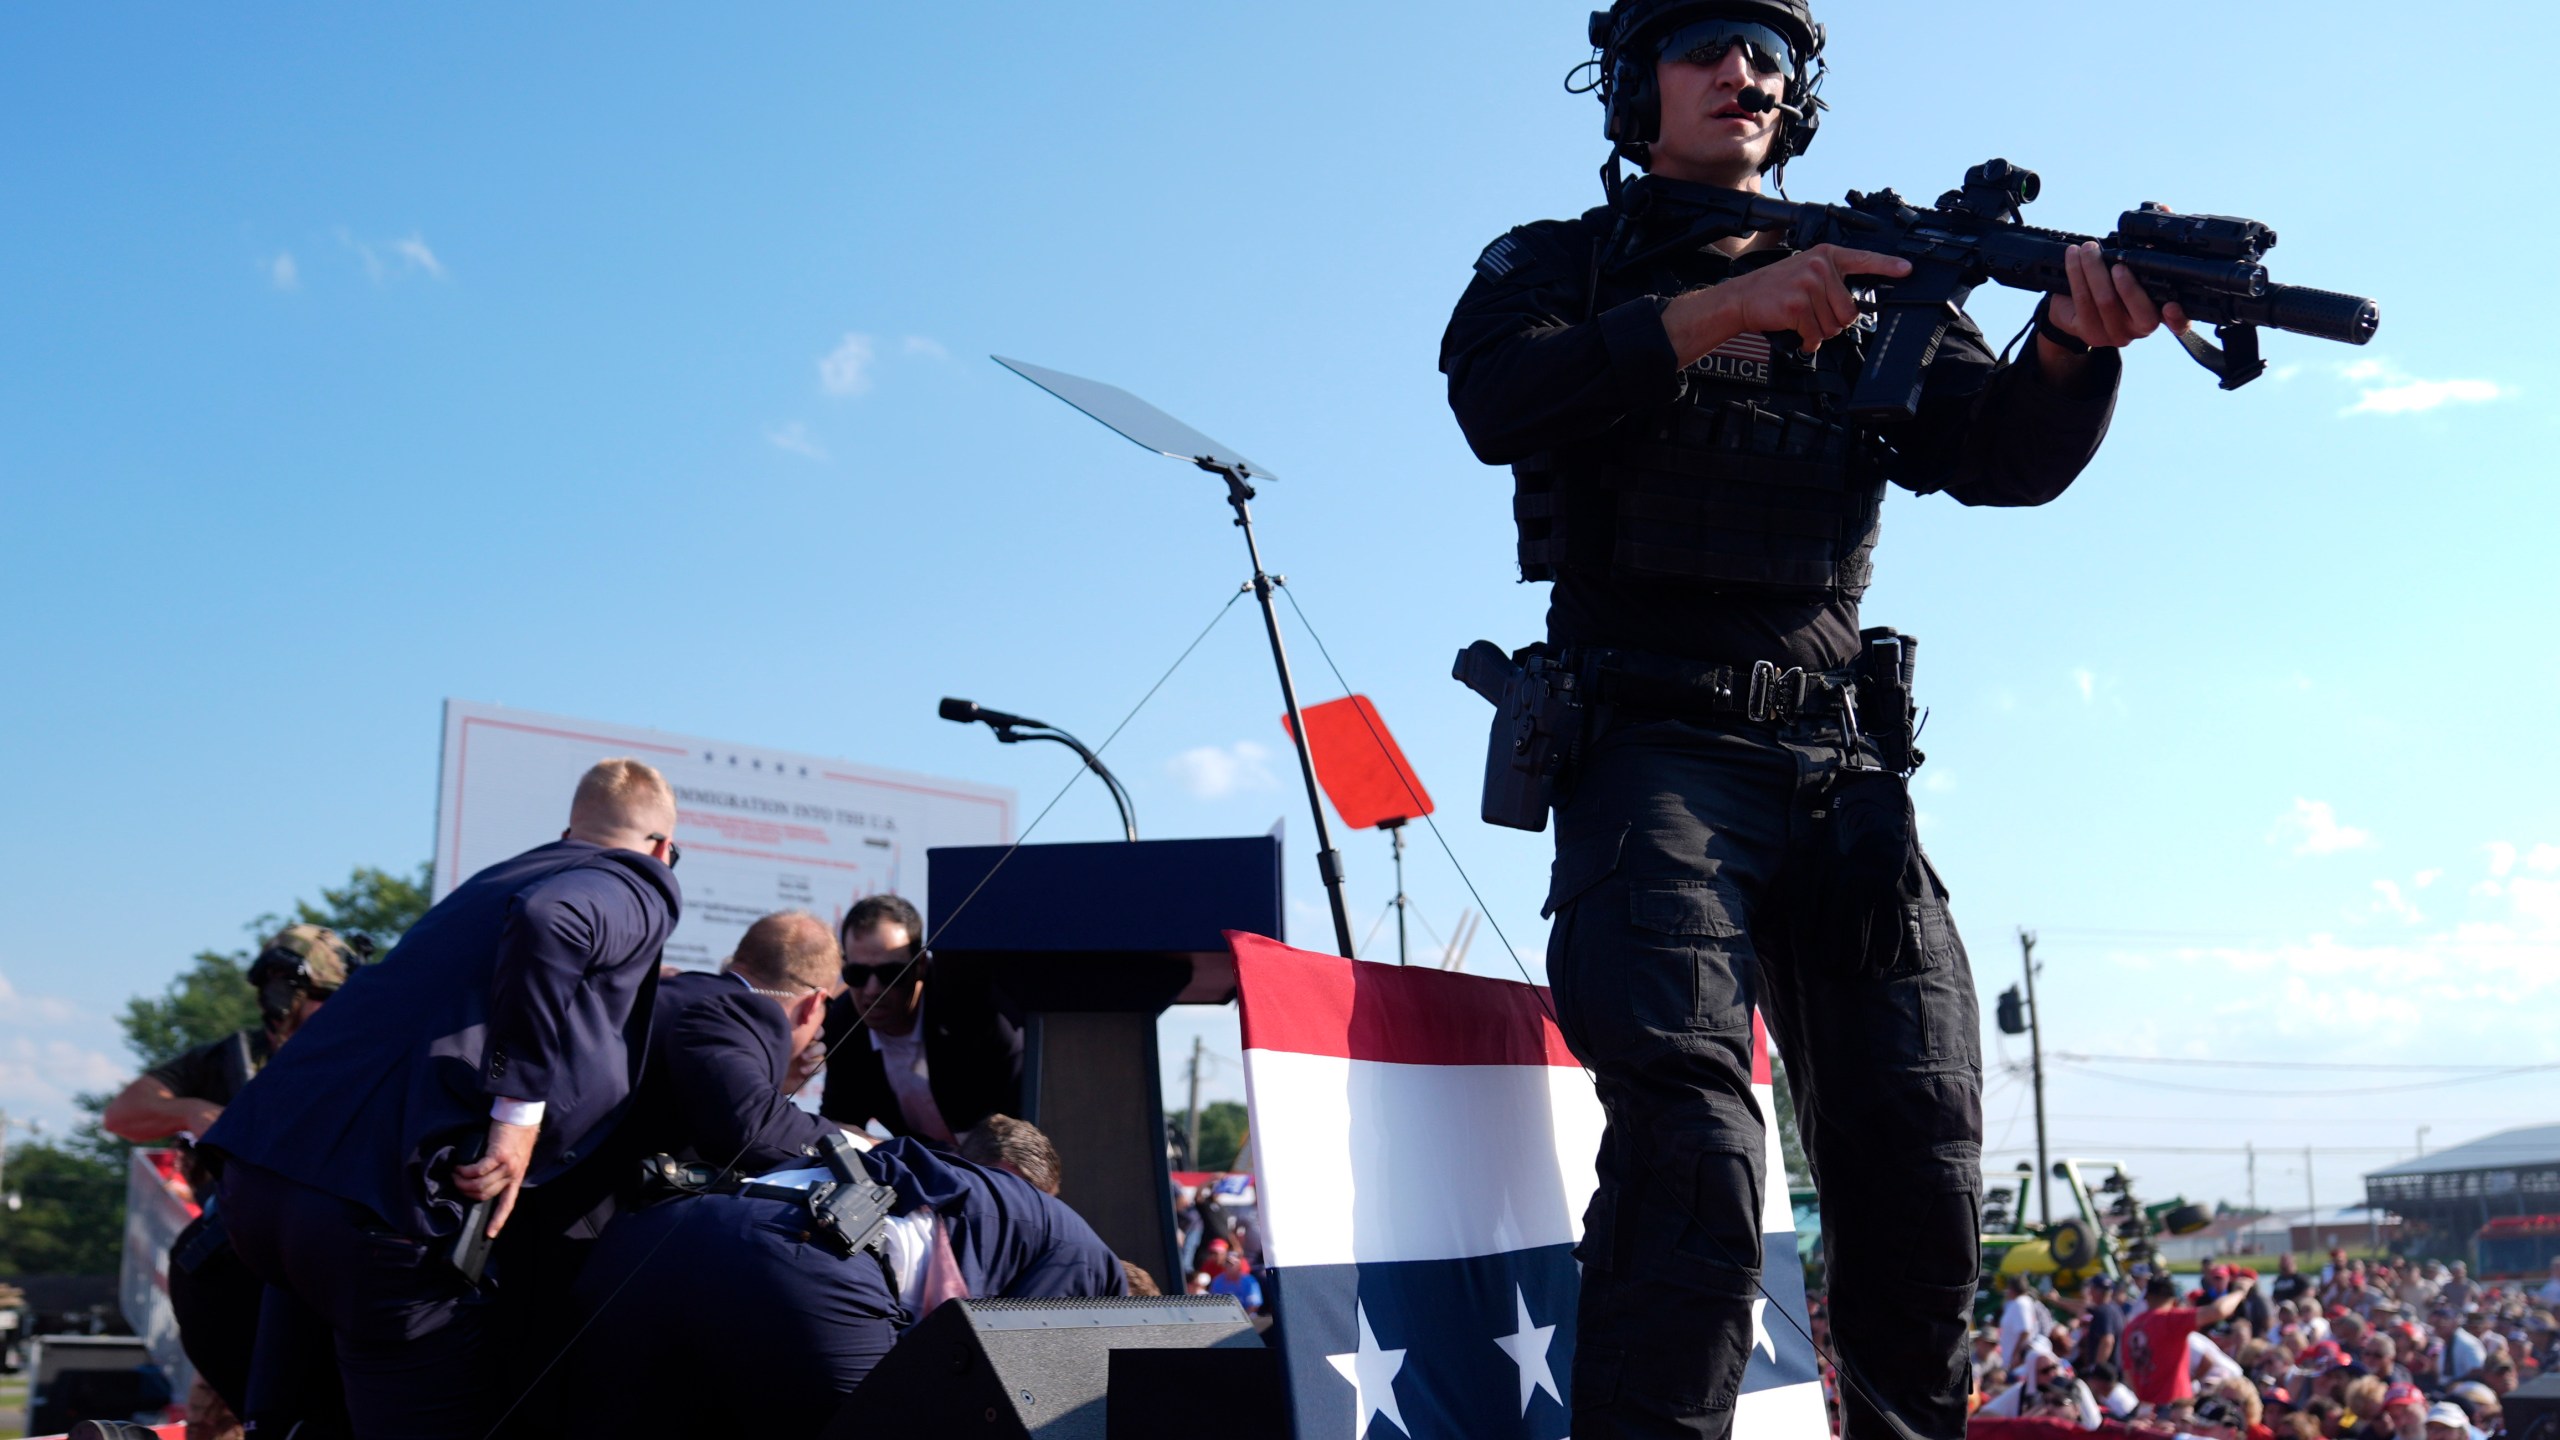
[1282,695,1433,830]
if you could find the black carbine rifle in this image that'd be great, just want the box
[1608,158,2379,420]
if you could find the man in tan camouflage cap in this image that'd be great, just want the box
[101,921,365,1427]
[105,923,359,1145]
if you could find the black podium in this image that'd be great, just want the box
[929,836,1283,1289]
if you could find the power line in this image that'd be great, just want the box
[2050,1059,2560,1098]
[1986,1144,2414,1157]
[2052,1052,2547,1074]
[2038,1113,2526,1127]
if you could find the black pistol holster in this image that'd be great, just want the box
[1454,640,1587,832]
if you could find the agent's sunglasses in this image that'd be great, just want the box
[841,961,913,988]
[1656,18,1794,76]
[645,832,682,868]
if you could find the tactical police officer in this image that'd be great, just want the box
[100,923,362,1428]
[1441,5,2186,1438]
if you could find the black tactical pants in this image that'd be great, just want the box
[1545,712,1983,1440]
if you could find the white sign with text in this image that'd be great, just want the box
[433,701,1015,968]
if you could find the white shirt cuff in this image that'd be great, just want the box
[490,1097,546,1126]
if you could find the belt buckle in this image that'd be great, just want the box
[1749,663,1813,723]
[1746,660,1776,723]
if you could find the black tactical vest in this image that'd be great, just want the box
[1514,247,1891,599]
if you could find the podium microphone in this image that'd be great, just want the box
[938,698,1140,843]
[938,697,1035,730]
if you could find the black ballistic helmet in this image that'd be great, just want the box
[1582,0,1827,178]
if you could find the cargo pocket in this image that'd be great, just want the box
[1628,879,1751,1032]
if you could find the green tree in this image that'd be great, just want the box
[121,862,431,1068]
[0,1133,128,1275]
[276,863,432,951]
[0,862,434,1277]
[119,951,262,1073]
[1179,1101,1250,1172]
[1769,1052,1812,1190]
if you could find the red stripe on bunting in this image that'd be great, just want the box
[1230,931,1578,1068]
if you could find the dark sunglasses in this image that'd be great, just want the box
[645,833,682,869]
[1656,18,1794,76]
[841,961,914,988]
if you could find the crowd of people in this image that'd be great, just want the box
[1971,1253,2559,1440]
[1173,1182,1268,1313]
[98,758,1135,1439]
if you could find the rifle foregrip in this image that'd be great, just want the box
[2263,285,2379,345]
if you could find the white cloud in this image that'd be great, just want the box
[2529,844,2560,874]
[336,228,448,284]
[0,973,126,1122]
[903,335,949,360]
[819,333,878,396]
[2369,879,2423,925]
[2487,841,2519,877]
[2270,798,2374,856]
[1166,741,1278,800]
[392,233,446,280]
[766,422,827,461]
[2071,668,2096,704]
[0,973,80,1028]
[2414,869,2442,889]
[339,227,384,282]
[1921,769,1957,794]
[269,252,300,291]
[2337,358,2509,417]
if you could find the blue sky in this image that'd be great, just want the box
[3,1,2554,1211]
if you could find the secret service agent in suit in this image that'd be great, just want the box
[563,1133,1124,1437]
[204,758,682,1440]
[818,893,1022,1146]
[544,908,848,1236]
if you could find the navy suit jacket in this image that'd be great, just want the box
[204,839,679,1238]
[817,968,1023,1143]
[564,1141,1119,1436]
[542,969,837,1233]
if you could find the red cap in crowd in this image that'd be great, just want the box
[2383,1384,2425,1412]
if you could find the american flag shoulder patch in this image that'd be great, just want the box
[1697,330,1774,385]
[1474,232,1526,279]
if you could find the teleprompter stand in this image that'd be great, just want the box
[992,355,1357,960]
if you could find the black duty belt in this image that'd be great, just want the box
[1575,647,1853,725]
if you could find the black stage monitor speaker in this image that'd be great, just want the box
[1107,1346,1288,1440]
[2508,1372,2560,1440]
[820,1295,1264,1440]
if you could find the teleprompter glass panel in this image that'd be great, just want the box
[993,355,1278,482]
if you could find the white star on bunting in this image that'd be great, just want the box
[1325,1301,1411,1438]
[1492,1283,1562,1416]
[1750,1296,1777,1363]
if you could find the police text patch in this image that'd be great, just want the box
[1694,331,1773,385]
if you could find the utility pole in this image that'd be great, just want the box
[1184,1037,1205,1170]
[2304,1146,2317,1235]
[2247,1142,2258,1213]
[1390,823,1410,966]
[2021,929,2050,1227]
[2416,1125,2430,1158]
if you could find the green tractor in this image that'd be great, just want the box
[1976,1157,2213,1322]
